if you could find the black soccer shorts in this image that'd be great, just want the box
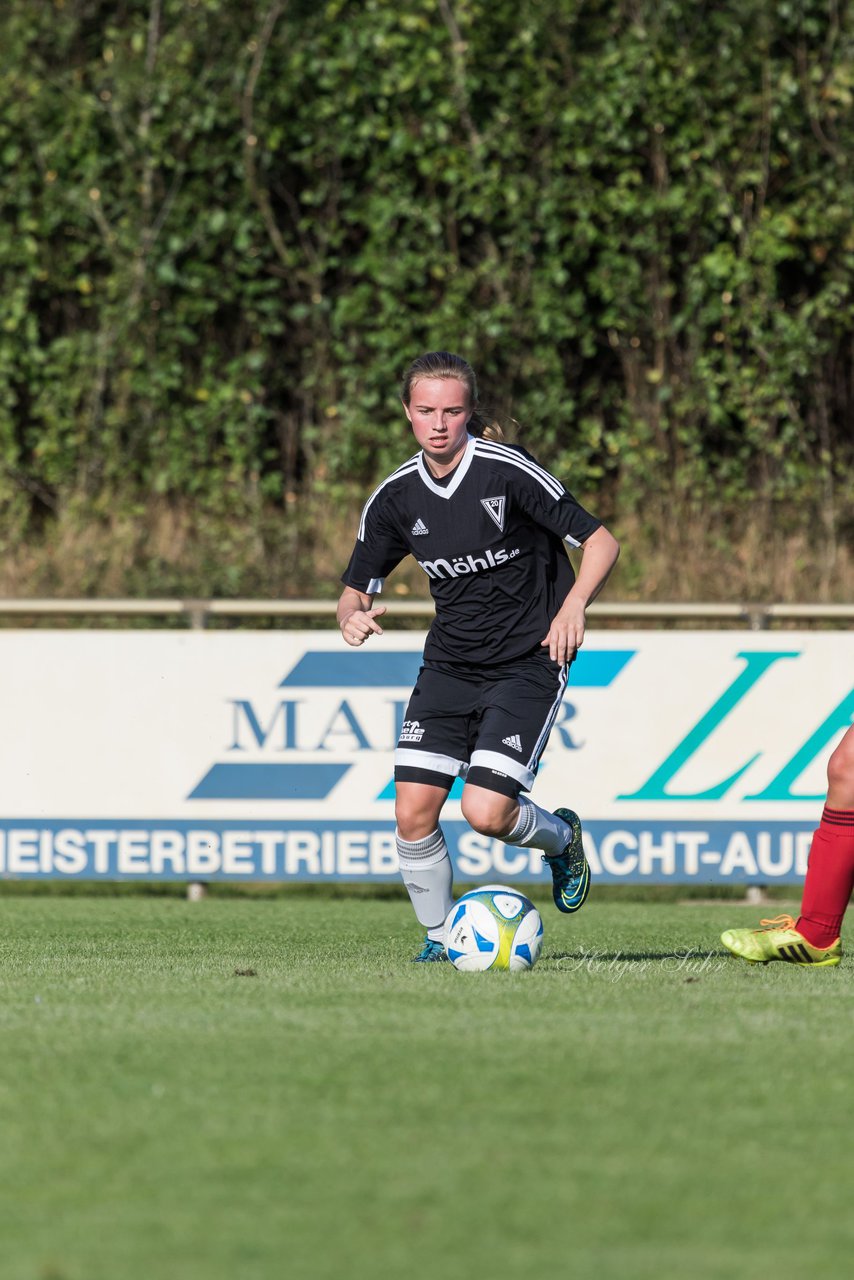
[393,650,568,798]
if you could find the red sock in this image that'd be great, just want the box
[796,807,854,948]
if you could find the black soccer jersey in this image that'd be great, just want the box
[341,434,601,664]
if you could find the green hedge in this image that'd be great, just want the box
[1,0,851,534]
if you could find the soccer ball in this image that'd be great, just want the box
[444,884,544,972]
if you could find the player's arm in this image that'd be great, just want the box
[542,525,620,664]
[337,586,387,648]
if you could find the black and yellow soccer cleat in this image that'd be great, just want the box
[721,915,841,967]
[542,808,590,914]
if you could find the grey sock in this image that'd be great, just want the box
[505,796,571,857]
[396,828,454,936]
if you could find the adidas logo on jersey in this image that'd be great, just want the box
[502,733,523,752]
[411,518,429,535]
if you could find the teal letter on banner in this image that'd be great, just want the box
[618,651,799,801]
[744,686,854,801]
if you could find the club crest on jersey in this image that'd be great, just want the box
[481,496,506,532]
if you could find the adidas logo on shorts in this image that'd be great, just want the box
[411,518,429,535]
[502,733,523,752]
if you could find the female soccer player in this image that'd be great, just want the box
[721,724,854,966]
[337,351,620,961]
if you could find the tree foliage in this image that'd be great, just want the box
[1,0,851,563]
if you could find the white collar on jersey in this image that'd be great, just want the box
[416,433,476,499]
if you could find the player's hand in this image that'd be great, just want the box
[341,605,386,647]
[541,598,586,665]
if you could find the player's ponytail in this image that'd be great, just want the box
[467,409,505,442]
[400,351,505,442]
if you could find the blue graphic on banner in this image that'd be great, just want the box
[189,648,637,802]
[280,649,636,689]
[0,821,815,883]
[188,763,348,800]
[281,652,421,688]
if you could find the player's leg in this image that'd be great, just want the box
[825,726,854,809]
[395,780,454,960]
[794,725,854,948]
[721,726,854,966]
[393,664,475,961]
[459,782,572,855]
[461,779,588,915]
[462,653,590,913]
[458,783,518,837]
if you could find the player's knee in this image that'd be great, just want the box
[394,801,430,841]
[827,729,854,805]
[395,794,443,842]
[460,787,517,838]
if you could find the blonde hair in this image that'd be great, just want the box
[400,351,504,441]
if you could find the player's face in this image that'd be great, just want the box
[403,377,472,472]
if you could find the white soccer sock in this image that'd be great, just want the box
[504,795,571,857]
[396,828,454,940]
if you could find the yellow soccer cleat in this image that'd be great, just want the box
[721,914,841,967]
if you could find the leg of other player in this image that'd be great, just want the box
[795,725,854,947]
[721,725,854,966]
[395,780,454,960]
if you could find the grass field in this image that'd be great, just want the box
[1,892,852,1280]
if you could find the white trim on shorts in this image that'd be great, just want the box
[394,748,468,778]
[527,662,568,772]
[468,750,535,791]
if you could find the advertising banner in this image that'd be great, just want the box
[0,629,850,884]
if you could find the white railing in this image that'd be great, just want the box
[0,598,850,629]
